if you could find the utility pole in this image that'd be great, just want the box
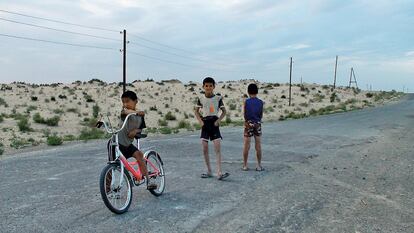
[333,55,338,89]
[289,57,293,106]
[122,29,127,93]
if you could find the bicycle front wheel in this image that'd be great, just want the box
[146,152,165,196]
[99,163,133,214]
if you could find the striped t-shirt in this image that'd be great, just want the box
[195,94,225,117]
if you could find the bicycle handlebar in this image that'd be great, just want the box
[96,113,139,135]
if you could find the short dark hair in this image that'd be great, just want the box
[247,83,258,95]
[203,77,215,86]
[121,90,137,101]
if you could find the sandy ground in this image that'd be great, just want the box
[0,79,403,154]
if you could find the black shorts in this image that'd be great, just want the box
[201,116,222,141]
[119,144,139,159]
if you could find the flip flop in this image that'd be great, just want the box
[201,173,213,178]
[255,167,265,171]
[241,167,249,171]
[217,172,230,180]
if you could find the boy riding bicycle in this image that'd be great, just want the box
[119,90,157,190]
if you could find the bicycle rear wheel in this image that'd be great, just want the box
[146,152,165,196]
[99,163,133,214]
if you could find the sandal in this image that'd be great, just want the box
[241,167,249,171]
[217,172,230,180]
[255,166,265,172]
[201,173,213,178]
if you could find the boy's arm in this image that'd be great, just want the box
[122,108,145,116]
[215,97,226,126]
[194,106,204,126]
[194,97,204,126]
[243,99,247,121]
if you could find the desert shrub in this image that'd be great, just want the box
[67,108,79,113]
[17,117,31,132]
[366,92,374,98]
[164,103,169,108]
[299,102,308,107]
[309,108,317,115]
[184,113,189,119]
[263,89,269,94]
[10,138,26,149]
[31,96,38,101]
[58,94,67,99]
[229,103,237,111]
[159,127,172,134]
[330,92,337,103]
[312,93,325,102]
[177,120,191,129]
[92,105,100,118]
[45,116,60,126]
[63,135,76,141]
[281,95,286,99]
[158,119,168,127]
[344,98,357,105]
[78,128,106,140]
[53,109,64,114]
[0,97,7,106]
[0,142,4,155]
[47,135,63,146]
[193,123,201,130]
[33,113,60,126]
[165,111,176,121]
[150,106,157,111]
[0,115,3,123]
[50,96,56,101]
[25,105,37,113]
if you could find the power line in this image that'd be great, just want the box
[0,33,117,50]
[0,17,119,42]
[128,41,225,65]
[1,9,197,55]
[0,9,119,32]
[128,32,194,54]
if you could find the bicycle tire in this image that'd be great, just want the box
[99,163,133,214]
[146,152,165,196]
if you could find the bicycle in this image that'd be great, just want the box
[96,113,165,214]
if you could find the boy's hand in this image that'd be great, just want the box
[214,119,220,126]
[137,111,145,116]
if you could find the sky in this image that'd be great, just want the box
[0,0,413,91]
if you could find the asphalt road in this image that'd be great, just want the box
[1,95,413,233]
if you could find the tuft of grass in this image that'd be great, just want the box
[0,142,4,155]
[78,128,106,141]
[159,127,172,134]
[47,135,63,146]
[33,113,60,126]
[177,120,192,130]
[158,119,168,127]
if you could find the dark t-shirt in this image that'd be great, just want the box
[244,97,264,123]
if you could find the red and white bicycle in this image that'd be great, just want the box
[96,113,165,214]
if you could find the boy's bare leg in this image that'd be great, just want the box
[202,140,212,175]
[213,139,222,176]
[242,136,251,169]
[254,135,262,168]
[132,151,149,180]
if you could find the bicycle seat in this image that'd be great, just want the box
[134,133,147,139]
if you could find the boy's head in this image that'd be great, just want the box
[202,77,216,96]
[121,90,138,110]
[247,83,258,96]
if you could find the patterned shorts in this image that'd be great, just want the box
[244,121,262,137]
